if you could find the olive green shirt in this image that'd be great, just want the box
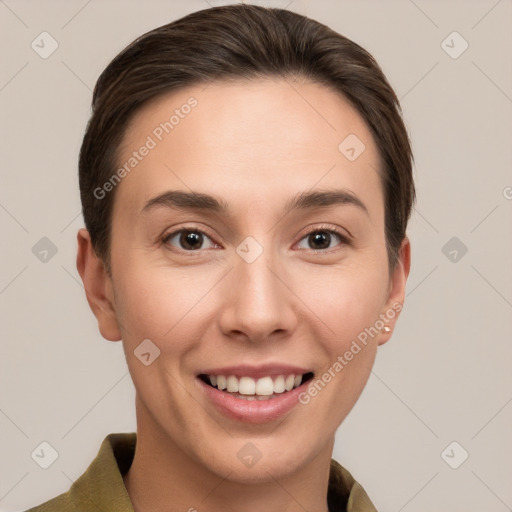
[24,432,377,512]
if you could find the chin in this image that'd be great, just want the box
[198,435,320,484]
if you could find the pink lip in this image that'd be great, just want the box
[196,375,311,424]
[198,363,311,380]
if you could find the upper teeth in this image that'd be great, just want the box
[208,374,303,395]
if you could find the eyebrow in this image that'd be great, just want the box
[140,188,369,217]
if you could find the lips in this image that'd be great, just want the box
[196,364,314,423]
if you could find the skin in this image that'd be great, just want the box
[77,78,410,512]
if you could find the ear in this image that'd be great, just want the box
[378,236,411,346]
[76,228,122,341]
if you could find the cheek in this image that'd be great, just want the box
[294,258,388,340]
[298,270,382,426]
[112,264,201,399]
[112,257,217,351]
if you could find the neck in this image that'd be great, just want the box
[123,401,333,512]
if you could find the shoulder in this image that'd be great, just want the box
[23,491,75,512]
[328,459,378,512]
[22,432,136,512]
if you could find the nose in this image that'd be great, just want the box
[218,242,298,344]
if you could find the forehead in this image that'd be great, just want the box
[113,78,383,221]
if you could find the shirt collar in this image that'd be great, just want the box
[69,432,377,512]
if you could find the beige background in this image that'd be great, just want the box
[1,0,511,510]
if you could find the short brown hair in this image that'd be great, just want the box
[79,4,415,275]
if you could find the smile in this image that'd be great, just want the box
[199,373,313,400]
[196,366,314,423]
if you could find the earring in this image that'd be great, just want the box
[382,325,391,333]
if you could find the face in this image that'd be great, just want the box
[78,78,409,483]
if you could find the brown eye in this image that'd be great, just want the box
[162,229,216,251]
[308,231,331,250]
[296,228,348,251]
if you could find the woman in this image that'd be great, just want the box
[26,4,414,511]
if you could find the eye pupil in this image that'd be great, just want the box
[310,231,330,249]
[181,230,202,250]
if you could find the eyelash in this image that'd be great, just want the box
[161,224,351,254]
